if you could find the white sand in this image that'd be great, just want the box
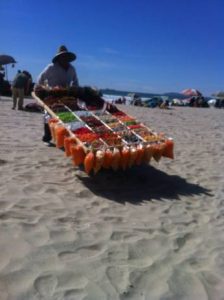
[0,97,224,300]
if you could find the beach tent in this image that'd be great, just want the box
[212,91,224,99]
[208,99,216,107]
[212,92,224,108]
[172,98,185,106]
[181,88,202,97]
[0,54,16,80]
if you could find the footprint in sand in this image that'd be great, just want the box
[75,189,93,198]
[0,159,7,165]
[76,244,105,258]
[174,233,192,252]
[111,231,139,242]
[0,201,13,210]
[103,216,123,222]
[63,289,86,300]
[58,251,79,262]
[0,281,8,300]
[59,244,105,262]
[34,274,58,297]
[106,266,130,294]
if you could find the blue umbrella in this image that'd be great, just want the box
[0,54,16,65]
[0,54,17,80]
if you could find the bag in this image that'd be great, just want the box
[24,102,43,113]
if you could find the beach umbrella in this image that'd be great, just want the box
[0,54,17,80]
[181,88,202,97]
[0,54,16,65]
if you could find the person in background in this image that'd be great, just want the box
[160,99,170,109]
[11,70,29,110]
[35,45,79,144]
[0,71,5,99]
[22,70,33,96]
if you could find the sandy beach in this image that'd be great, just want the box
[0,96,224,300]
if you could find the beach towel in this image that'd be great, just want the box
[24,102,43,113]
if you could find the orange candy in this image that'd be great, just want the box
[129,146,138,168]
[49,120,59,142]
[143,144,154,164]
[136,144,145,165]
[102,149,113,169]
[84,152,95,174]
[55,126,69,148]
[111,148,121,171]
[93,150,105,174]
[71,145,86,166]
[163,139,174,159]
[120,146,130,170]
[152,143,166,162]
[64,137,77,157]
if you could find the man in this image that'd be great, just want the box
[37,45,79,88]
[11,70,29,110]
[36,45,79,144]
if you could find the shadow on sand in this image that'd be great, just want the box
[76,165,213,205]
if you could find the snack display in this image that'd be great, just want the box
[32,87,174,174]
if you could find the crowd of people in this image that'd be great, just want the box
[188,96,209,108]
[114,95,223,109]
[215,98,224,108]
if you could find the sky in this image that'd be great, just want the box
[1,0,224,96]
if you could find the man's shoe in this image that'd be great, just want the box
[43,141,55,147]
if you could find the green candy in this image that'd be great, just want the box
[57,112,77,122]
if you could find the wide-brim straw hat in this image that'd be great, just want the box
[52,45,76,63]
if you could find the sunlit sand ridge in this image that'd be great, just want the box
[0,98,224,299]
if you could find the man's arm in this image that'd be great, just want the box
[71,67,79,87]
[37,70,47,86]
[36,64,53,86]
